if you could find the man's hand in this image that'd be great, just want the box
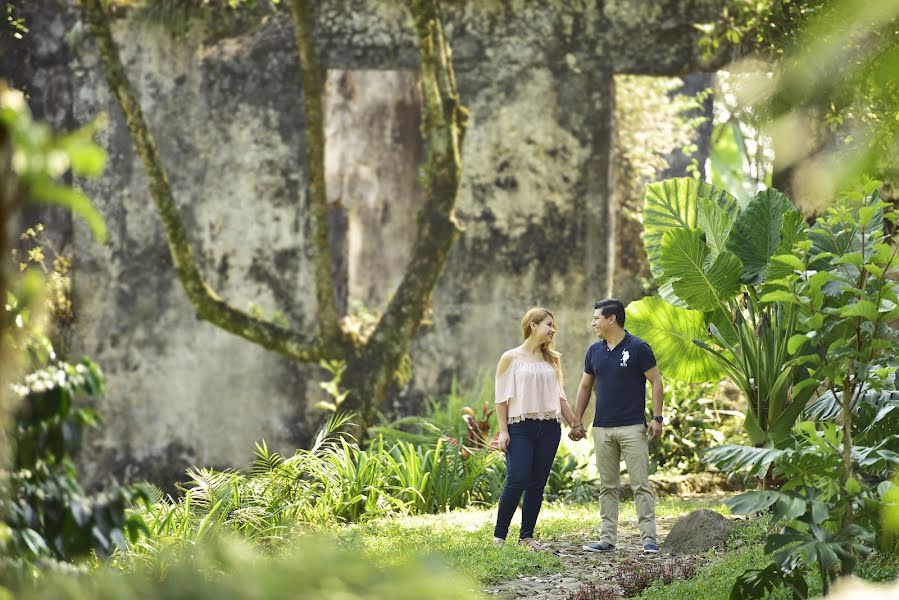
[497,430,510,452]
[648,419,662,439]
[568,424,586,441]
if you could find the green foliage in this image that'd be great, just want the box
[0,85,107,243]
[4,4,27,38]
[651,380,745,474]
[15,534,479,600]
[120,411,507,568]
[370,377,495,446]
[642,177,740,283]
[0,357,149,584]
[635,524,822,600]
[640,175,899,597]
[374,380,601,504]
[707,113,772,206]
[546,442,598,502]
[704,1,899,191]
[613,76,713,295]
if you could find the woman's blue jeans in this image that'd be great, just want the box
[493,418,561,540]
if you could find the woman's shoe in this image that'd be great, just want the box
[492,537,506,547]
[518,538,548,551]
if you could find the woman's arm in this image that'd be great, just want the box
[559,396,578,428]
[495,401,510,451]
[495,353,513,451]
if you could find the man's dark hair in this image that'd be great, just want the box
[594,298,626,327]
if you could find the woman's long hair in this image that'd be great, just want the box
[521,307,563,386]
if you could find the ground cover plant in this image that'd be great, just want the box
[15,535,483,600]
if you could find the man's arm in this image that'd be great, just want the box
[574,372,595,424]
[645,366,664,439]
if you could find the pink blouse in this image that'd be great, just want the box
[495,349,566,424]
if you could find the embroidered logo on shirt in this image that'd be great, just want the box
[620,350,630,367]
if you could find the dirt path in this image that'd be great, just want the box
[484,514,699,599]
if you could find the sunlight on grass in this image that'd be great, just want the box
[331,496,730,585]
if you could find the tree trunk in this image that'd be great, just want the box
[339,0,468,431]
[79,0,466,436]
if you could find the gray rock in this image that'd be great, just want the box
[662,509,734,555]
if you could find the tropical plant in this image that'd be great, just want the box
[702,184,899,598]
[369,376,496,447]
[628,177,814,446]
[711,422,878,599]
[121,411,507,568]
[545,442,598,503]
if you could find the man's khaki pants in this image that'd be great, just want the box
[593,423,657,545]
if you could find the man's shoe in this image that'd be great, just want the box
[492,537,505,547]
[643,542,660,554]
[583,541,615,552]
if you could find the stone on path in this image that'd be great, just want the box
[661,509,734,555]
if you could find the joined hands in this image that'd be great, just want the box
[568,423,586,441]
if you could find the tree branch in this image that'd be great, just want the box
[348,0,468,420]
[287,0,342,345]
[79,0,326,362]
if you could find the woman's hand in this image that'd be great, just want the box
[497,430,510,452]
[568,424,586,441]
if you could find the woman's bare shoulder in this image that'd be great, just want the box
[496,349,519,377]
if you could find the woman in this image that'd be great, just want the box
[493,308,586,550]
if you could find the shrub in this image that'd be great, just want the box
[616,557,697,597]
[0,359,148,585]
[566,580,622,600]
[652,380,746,474]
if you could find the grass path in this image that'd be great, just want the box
[332,495,733,598]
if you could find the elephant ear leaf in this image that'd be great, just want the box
[625,295,724,382]
[726,188,798,285]
[660,228,743,312]
[697,196,736,260]
[643,178,739,283]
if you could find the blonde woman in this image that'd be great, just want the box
[493,308,586,550]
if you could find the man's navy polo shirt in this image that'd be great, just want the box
[584,331,657,427]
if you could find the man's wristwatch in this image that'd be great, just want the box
[652,415,663,424]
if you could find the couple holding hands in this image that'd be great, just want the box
[492,299,665,554]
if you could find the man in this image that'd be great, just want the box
[573,298,664,554]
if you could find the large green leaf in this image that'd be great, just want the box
[770,211,805,272]
[643,178,739,281]
[703,444,785,478]
[697,196,735,260]
[625,295,724,383]
[660,228,743,312]
[726,188,798,285]
[726,490,782,515]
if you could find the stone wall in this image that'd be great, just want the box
[2,1,721,488]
